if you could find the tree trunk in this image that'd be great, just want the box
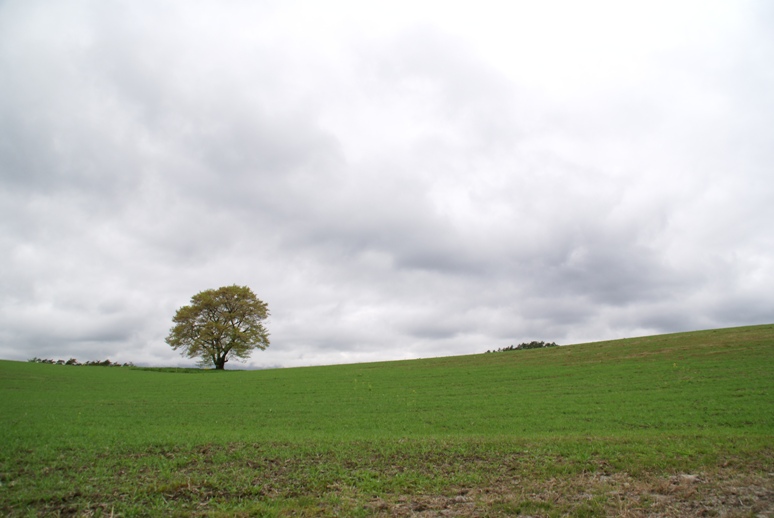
[214,357,226,370]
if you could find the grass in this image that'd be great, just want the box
[0,324,772,516]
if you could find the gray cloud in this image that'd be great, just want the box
[1,0,772,368]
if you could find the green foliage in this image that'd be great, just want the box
[165,285,270,369]
[487,340,559,352]
[27,357,133,367]
[1,324,772,515]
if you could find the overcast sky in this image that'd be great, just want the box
[1,0,772,368]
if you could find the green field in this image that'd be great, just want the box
[1,324,772,516]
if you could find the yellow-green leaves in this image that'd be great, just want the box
[166,285,269,369]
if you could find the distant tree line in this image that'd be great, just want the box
[486,341,559,353]
[28,357,134,367]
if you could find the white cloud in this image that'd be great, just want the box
[1,0,772,368]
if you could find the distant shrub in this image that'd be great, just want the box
[28,357,54,364]
[27,357,134,367]
[486,341,559,353]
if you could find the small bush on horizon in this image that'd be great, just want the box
[486,340,558,353]
[27,357,134,367]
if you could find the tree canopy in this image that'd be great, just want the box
[165,285,270,369]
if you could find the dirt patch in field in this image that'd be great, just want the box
[364,469,774,517]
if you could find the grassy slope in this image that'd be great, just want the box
[1,324,772,516]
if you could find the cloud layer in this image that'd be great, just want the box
[2,0,773,367]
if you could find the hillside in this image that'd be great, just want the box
[1,324,772,516]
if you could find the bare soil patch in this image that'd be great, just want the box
[364,468,774,517]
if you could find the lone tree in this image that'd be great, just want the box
[166,285,270,369]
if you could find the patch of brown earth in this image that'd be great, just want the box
[364,469,773,517]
